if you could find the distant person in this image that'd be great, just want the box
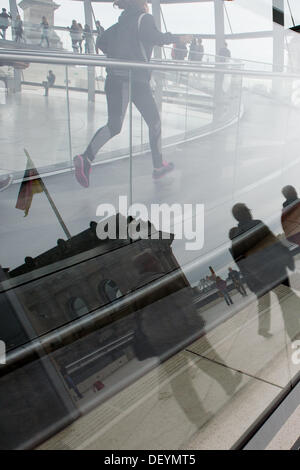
[188,37,204,62]
[229,203,296,339]
[95,20,105,54]
[43,70,56,96]
[40,16,50,48]
[218,41,231,62]
[0,8,11,40]
[171,37,188,61]
[77,23,84,53]
[14,15,25,44]
[215,276,234,306]
[228,267,247,297]
[73,0,183,188]
[83,24,93,54]
[69,20,81,53]
[281,185,300,247]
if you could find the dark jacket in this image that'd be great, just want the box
[216,278,227,292]
[98,7,176,81]
[188,41,204,61]
[229,219,294,296]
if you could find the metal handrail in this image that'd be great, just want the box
[1,49,300,79]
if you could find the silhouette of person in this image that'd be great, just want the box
[281,185,300,247]
[218,41,231,62]
[215,275,234,306]
[132,249,242,427]
[228,267,247,297]
[229,203,300,340]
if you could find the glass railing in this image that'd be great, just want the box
[0,49,300,451]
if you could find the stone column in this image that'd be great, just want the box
[19,0,62,48]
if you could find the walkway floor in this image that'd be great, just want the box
[38,278,300,450]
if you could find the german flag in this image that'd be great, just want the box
[16,149,44,217]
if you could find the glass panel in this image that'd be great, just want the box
[1,0,300,452]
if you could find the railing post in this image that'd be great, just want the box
[214,0,225,57]
[129,69,133,211]
[65,66,73,168]
[84,0,95,103]
[272,0,285,96]
[152,0,163,114]
[9,0,22,92]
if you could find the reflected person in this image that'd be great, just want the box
[73,0,182,188]
[228,267,247,297]
[132,251,242,428]
[281,185,300,247]
[229,203,300,340]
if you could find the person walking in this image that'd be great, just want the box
[218,41,231,62]
[69,20,81,53]
[228,267,247,297]
[77,23,84,53]
[83,24,93,54]
[281,185,300,247]
[0,8,11,40]
[14,15,25,44]
[40,16,50,48]
[74,0,182,188]
[43,70,56,96]
[188,37,204,62]
[95,20,105,54]
[229,203,298,339]
[215,276,234,306]
[171,37,188,61]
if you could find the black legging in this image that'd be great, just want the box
[85,75,163,169]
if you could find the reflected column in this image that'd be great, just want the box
[152,0,163,115]
[213,0,225,125]
[9,0,21,92]
[84,0,95,103]
[272,0,285,96]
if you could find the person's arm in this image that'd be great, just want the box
[139,14,176,46]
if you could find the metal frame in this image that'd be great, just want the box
[1,49,300,79]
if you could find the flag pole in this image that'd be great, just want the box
[24,149,72,240]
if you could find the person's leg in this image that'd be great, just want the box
[226,290,234,304]
[85,77,128,160]
[132,81,163,169]
[74,76,129,187]
[274,278,300,341]
[240,282,247,296]
[235,282,245,296]
[223,292,230,306]
[258,292,272,337]
[196,336,242,396]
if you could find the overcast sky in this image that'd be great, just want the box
[2,0,300,61]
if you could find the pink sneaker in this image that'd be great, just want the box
[152,161,175,180]
[73,155,91,188]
